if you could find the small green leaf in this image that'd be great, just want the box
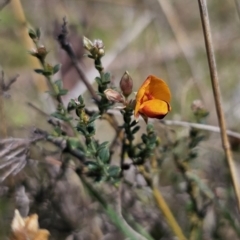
[87,125,95,135]
[67,137,83,150]
[67,101,76,112]
[130,120,138,127]
[35,69,52,76]
[149,135,157,145]
[36,28,41,39]
[59,89,68,96]
[98,141,109,151]
[76,125,87,135]
[43,71,53,76]
[141,134,148,144]
[103,72,111,83]
[34,69,44,74]
[107,165,120,178]
[95,77,102,85]
[78,95,84,104]
[51,112,72,121]
[147,124,154,133]
[46,90,56,97]
[87,54,94,59]
[86,161,99,171]
[51,112,63,119]
[88,112,100,123]
[132,126,140,134]
[52,126,62,136]
[28,29,36,39]
[54,79,62,89]
[53,64,61,74]
[98,147,110,163]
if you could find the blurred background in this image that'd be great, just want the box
[1,0,240,131]
[1,0,240,239]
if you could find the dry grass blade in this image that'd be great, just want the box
[234,0,240,21]
[157,0,205,102]
[0,138,30,182]
[0,0,10,11]
[10,0,48,93]
[0,71,19,138]
[197,0,240,210]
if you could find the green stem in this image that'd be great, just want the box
[81,176,151,240]
[34,42,78,137]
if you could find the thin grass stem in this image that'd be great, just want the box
[197,0,240,210]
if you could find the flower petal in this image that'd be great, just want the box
[134,77,151,120]
[147,75,171,104]
[11,209,25,232]
[25,214,39,232]
[34,230,50,240]
[134,75,171,120]
[139,99,170,119]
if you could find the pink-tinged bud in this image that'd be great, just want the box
[120,71,133,98]
[93,39,105,57]
[191,99,209,118]
[83,37,105,58]
[37,45,48,57]
[29,45,48,59]
[104,89,124,103]
[191,99,204,112]
[29,48,38,56]
[93,39,104,49]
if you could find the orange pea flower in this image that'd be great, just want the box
[10,209,50,240]
[134,75,171,121]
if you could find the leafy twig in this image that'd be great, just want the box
[65,11,154,103]
[33,128,86,162]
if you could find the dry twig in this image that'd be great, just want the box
[57,17,100,103]
[162,120,240,140]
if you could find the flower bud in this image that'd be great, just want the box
[29,48,38,57]
[191,99,209,118]
[37,45,48,58]
[93,39,104,49]
[104,89,124,103]
[29,45,48,60]
[98,48,105,57]
[93,39,105,57]
[191,99,204,113]
[83,36,94,52]
[120,71,133,97]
